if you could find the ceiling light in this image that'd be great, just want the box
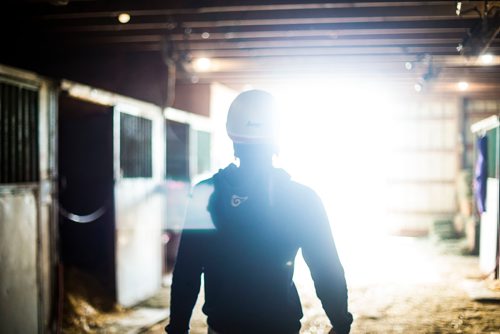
[118,13,130,24]
[414,83,423,92]
[456,1,462,16]
[457,81,469,91]
[193,58,212,72]
[479,54,494,65]
[405,62,413,70]
[201,32,210,39]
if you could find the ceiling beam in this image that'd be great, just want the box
[168,28,469,40]
[174,38,463,50]
[40,2,463,20]
[182,46,500,58]
[47,19,477,36]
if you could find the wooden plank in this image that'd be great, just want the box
[182,45,483,57]
[48,27,472,40]
[40,2,459,20]
[49,18,476,33]
[66,34,466,46]
[174,38,462,50]
[168,29,468,40]
[63,30,467,43]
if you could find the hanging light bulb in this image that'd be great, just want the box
[479,54,494,65]
[193,58,212,72]
[414,82,423,92]
[457,81,469,91]
[456,2,462,16]
[118,13,131,24]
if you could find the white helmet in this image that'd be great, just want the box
[226,90,278,145]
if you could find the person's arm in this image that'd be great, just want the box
[300,190,353,334]
[165,231,204,334]
[166,181,214,334]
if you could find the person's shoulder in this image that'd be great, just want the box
[190,177,215,199]
[193,177,214,188]
[274,169,320,201]
[192,163,238,190]
[289,180,321,202]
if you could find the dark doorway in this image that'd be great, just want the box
[58,93,116,299]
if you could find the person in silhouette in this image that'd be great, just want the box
[166,90,352,334]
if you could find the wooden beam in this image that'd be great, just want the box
[41,2,461,20]
[60,32,468,46]
[48,16,472,32]
[168,28,469,41]
[182,45,488,58]
[174,38,462,50]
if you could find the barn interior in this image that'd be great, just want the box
[0,1,499,333]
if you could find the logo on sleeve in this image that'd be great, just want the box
[231,194,248,207]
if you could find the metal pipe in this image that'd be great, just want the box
[495,113,500,279]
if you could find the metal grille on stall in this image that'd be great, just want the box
[386,99,459,235]
[163,107,213,272]
[120,113,153,178]
[0,80,39,183]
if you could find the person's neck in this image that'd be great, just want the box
[237,159,273,180]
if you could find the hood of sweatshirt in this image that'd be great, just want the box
[208,163,291,231]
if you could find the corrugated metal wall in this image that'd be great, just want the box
[387,99,459,234]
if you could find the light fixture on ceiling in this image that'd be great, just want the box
[201,32,210,39]
[479,53,494,64]
[405,62,413,70]
[414,82,423,92]
[456,1,462,16]
[458,81,469,91]
[50,0,69,5]
[193,57,212,72]
[118,13,131,24]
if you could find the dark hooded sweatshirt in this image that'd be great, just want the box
[166,164,353,334]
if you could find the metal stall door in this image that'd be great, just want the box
[114,104,165,307]
[163,108,213,271]
[0,66,56,334]
[164,119,191,271]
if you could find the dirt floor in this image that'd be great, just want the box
[144,236,500,334]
